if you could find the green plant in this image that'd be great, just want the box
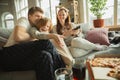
[89,0,108,19]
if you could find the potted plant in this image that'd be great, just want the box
[89,0,108,27]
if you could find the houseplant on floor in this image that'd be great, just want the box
[89,0,108,28]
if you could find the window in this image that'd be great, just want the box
[118,0,120,24]
[1,12,14,29]
[51,0,60,24]
[14,0,28,19]
[5,14,14,29]
[40,0,51,18]
[1,13,14,29]
[37,0,60,25]
[88,0,120,27]
[104,0,114,26]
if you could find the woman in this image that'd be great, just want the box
[53,7,108,51]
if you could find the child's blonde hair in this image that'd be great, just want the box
[35,17,53,32]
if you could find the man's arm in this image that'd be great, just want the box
[14,26,31,42]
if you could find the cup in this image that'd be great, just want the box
[72,58,86,80]
[55,68,73,80]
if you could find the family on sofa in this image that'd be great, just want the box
[0,6,66,80]
[0,6,120,80]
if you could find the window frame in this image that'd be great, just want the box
[37,0,60,25]
[4,14,14,29]
[86,0,120,29]
[14,0,28,19]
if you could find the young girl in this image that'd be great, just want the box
[29,17,74,67]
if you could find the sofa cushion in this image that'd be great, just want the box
[0,27,13,38]
[0,36,7,42]
[85,28,110,46]
[0,71,36,80]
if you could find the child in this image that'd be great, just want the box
[35,17,53,33]
[29,17,74,68]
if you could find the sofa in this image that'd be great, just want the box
[0,23,120,80]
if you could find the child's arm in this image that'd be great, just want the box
[29,27,64,45]
[29,27,50,40]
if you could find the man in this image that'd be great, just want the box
[5,7,44,47]
[0,7,65,80]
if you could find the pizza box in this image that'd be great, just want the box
[86,53,120,80]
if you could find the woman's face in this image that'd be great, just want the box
[57,10,68,23]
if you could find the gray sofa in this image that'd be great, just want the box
[0,23,120,80]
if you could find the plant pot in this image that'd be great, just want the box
[93,19,104,28]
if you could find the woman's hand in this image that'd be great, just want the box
[71,29,81,36]
[62,29,72,37]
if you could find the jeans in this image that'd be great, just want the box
[0,40,65,80]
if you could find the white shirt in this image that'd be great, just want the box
[4,17,31,47]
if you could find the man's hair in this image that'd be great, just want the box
[36,17,53,32]
[28,6,44,15]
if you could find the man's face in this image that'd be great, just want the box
[29,11,43,25]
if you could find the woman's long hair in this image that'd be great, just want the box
[56,7,72,35]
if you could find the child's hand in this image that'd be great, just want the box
[51,34,65,46]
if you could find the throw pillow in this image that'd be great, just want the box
[85,28,110,46]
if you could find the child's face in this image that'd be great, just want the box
[39,21,50,32]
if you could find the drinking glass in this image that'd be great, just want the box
[55,68,73,80]
[72,58,86,80]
